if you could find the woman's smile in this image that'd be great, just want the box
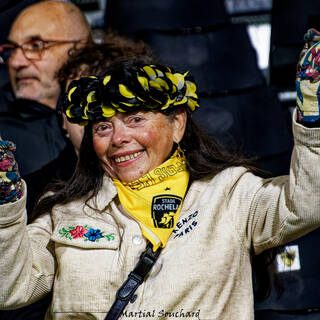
[112,150,144,165]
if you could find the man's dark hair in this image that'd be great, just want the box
[57,30,154,90]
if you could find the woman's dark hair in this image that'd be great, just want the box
[180,111,266,180]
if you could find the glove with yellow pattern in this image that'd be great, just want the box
[296,28,320,125]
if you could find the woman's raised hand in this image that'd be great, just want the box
[296,28,320,123]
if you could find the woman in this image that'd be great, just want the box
[0,54,320,320]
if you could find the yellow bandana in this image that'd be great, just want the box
[113,148,189,251]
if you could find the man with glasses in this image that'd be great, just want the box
[0,0,91,177]
[0,2,90,319]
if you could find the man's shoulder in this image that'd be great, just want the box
[0,82,12,113]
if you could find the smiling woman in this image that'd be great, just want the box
[92,110,186,182]
[2,56,320,320]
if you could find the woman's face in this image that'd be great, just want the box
[92,110,186,182]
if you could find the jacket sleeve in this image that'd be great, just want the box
[0,181,56,309]
[232,110,320,255]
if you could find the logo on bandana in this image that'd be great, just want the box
[151,194,182,228]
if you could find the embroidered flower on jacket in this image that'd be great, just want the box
[69,225,88,239]
[58,225,116,242]
[59,226,75,240]
[84,228,103,242]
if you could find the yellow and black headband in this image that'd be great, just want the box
[62,62,199,125]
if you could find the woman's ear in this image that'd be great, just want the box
[172,109,187,144]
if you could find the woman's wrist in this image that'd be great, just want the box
[0,179,23,204]
[297,108,320,127]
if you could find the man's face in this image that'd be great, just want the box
[8,6,82,109]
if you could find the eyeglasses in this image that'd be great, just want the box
[0,38,81,64]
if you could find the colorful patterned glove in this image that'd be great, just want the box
[296,28,320,123]
[0,140,22,205]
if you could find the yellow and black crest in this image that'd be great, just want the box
[151,194,182,228]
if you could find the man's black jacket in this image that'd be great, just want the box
[0,83,66,176]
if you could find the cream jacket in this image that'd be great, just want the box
[1,116,320,320]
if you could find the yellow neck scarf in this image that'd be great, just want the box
[113,147,189,251]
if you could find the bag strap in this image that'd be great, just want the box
[104,242,162,320]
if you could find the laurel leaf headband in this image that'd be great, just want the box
[62,63,199,125]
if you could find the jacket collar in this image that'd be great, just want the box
[88,174,118,212]
[0,82,55,118]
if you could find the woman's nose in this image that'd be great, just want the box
[111,123,131,146]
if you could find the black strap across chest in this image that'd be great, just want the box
[104,242,162,320]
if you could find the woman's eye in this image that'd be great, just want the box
[127,115,144,124]
[95,123,111,133]
[97,125,107,131]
